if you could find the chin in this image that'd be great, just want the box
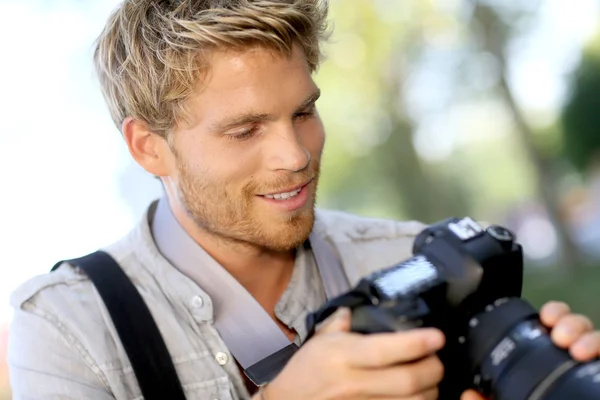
[262,209,315,251]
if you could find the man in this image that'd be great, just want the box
[8,1,600,399]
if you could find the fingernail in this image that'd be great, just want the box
[426,330,445,350]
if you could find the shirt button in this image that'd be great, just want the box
[215,352,229,365]
[191,295,204,308]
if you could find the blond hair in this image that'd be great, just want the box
[93,0,330,137]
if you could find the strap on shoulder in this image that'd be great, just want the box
[52,251,187,400]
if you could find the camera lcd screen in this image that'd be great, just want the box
[372,255,441,299]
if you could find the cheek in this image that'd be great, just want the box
[207,142,262,182]
[301,118,326,154]
[174,144,219,187]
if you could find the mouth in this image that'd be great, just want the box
[257,178,314,212]
[259,178,314,200]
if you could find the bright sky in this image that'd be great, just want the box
[0,0,598,324]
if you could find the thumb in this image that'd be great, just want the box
[314,307,352,335]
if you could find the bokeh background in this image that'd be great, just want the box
[1,0,600,398]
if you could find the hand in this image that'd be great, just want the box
[461,300,600,400]
[264,307,446,400]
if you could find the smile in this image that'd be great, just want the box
[257,178,314,211]
[263,187,302,200]
[259,178,313,198]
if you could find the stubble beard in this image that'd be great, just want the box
[175,158,320,252]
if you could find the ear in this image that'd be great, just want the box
[122,117,174,177]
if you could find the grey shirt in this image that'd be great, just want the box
[8,200,426,399]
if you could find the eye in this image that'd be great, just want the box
[227,126,259,141]
[294,105,316,121]
[294,111,313,120]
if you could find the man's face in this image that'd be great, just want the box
[168,45,325,252]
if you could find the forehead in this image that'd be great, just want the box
[207,44,312,87]
[186,45,316,124]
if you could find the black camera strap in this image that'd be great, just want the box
[51,251,187,400]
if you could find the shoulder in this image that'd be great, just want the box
[7,258,112,391]
[8,233,146,386]
[8,229,146,371]
[314,208,426,243]
[313,209,427,285]
[9,261,89,312]
[9,235,138,313]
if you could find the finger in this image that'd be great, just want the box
[540,301,571,327]
[569,331,600,361]
[346,328,445,367]
[314,307,351,335]
[551,314,594,348]
[350,356,443,397]
[461,389,487,400]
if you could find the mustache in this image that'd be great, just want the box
[246,162,320,195]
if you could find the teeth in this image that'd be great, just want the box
[264,187,301,200]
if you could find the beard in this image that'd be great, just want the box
[175,156,320,252]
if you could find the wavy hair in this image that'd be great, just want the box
[93,0,330,137]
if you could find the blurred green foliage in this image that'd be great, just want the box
[524,266,600,326]
[315,0,541,224]
[561,38,600,174]
[315,0,474,222]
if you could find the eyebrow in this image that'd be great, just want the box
[211,88,321,132]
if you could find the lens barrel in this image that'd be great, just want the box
[466,298,600,400]
[539,359,600,400]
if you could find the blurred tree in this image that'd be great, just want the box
[316,0,472,223]
[464,0,583,270]
[372,60,474,223]
[561,41,600,175]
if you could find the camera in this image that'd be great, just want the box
[305,217,600,400]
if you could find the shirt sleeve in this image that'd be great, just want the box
[8,307,115,400]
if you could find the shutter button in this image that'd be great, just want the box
[215,352,229,365]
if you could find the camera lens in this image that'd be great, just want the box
[466,298,600,400]
[539,360,600,400]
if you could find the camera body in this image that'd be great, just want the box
[305,217,600,400]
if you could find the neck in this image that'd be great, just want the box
[168,200,296,302]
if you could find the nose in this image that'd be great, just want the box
[265,125,310,172]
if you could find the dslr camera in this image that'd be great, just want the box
[305,217,600,400]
